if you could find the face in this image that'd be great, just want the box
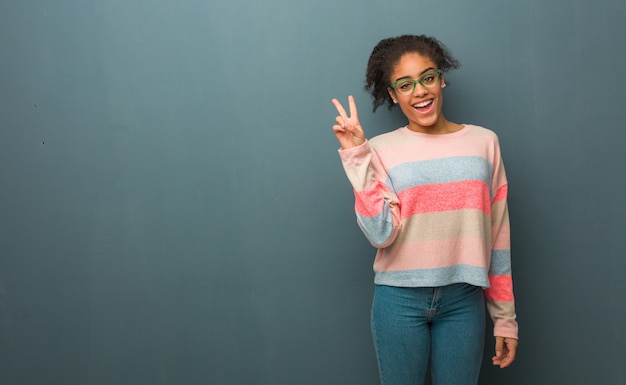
[387,52,446,133]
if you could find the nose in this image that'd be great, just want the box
[413,82,428,97]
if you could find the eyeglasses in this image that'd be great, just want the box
[390,69,442,96]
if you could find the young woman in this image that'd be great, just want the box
[331,35,518,385]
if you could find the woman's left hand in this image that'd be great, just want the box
[492,336,518,368]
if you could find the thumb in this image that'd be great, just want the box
[494,336,504,357]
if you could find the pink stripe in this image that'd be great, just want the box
[354,180,391,217]
[374,237,489,272]
[492,184,507,203]
[397,180,491,220]
[492,221,510,250]
[484,275,514,302]
[371,126,499,169]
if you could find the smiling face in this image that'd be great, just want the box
[388,52,452,134]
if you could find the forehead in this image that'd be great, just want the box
[391,52,437,79]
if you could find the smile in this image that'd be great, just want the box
[412,99,434,113]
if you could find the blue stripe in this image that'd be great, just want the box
[374,264,490,288]
[489,249,511,275]
[387,156,492,193]
[356,202,395,248]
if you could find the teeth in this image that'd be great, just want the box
[414,100,432,108]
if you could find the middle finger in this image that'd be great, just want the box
[331,98,349,121]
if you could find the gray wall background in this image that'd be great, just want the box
[1,0,625,384]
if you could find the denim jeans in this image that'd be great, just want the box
[371,283,486,385]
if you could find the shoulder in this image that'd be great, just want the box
[464,125,503,152]
[465,124,500,140]
[369,127,407,148]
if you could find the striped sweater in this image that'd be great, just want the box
[339,124,518,339]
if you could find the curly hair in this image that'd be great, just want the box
[365,35,460,112]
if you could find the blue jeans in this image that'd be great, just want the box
[371,283,486,385]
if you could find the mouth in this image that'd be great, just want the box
[412,99,434,113]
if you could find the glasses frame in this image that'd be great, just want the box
[390,69,443,96]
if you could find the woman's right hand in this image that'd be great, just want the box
[331,95,366,149]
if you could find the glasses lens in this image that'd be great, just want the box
[420,70,439,87]
[395,80,415,95]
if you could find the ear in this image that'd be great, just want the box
[387,87,398,104]
[440,72,446,88]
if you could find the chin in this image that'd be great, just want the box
[414,115,440,128]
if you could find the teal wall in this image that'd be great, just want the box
[1,1,625,384]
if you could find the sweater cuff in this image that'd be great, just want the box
[338,140,370,164]
[493,318,519,340]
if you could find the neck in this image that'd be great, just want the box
[407,117,462,135]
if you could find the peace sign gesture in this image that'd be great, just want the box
[331,95,366,149]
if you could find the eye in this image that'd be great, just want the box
[422,75,436,84]
[397,81,413,91]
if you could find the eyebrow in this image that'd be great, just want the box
[394,67,436,82]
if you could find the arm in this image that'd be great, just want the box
[485,188,517,339]
[487,191,518,368]
[339,142,401,248]
[484,138,518,368]
[332,96,402,248]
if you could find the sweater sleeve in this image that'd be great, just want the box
[484,139,519,339]
[338,141,402,248]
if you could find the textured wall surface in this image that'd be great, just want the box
[1,1,625,384]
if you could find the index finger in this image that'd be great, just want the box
[331,98,349,121]
[500,351,516,368]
